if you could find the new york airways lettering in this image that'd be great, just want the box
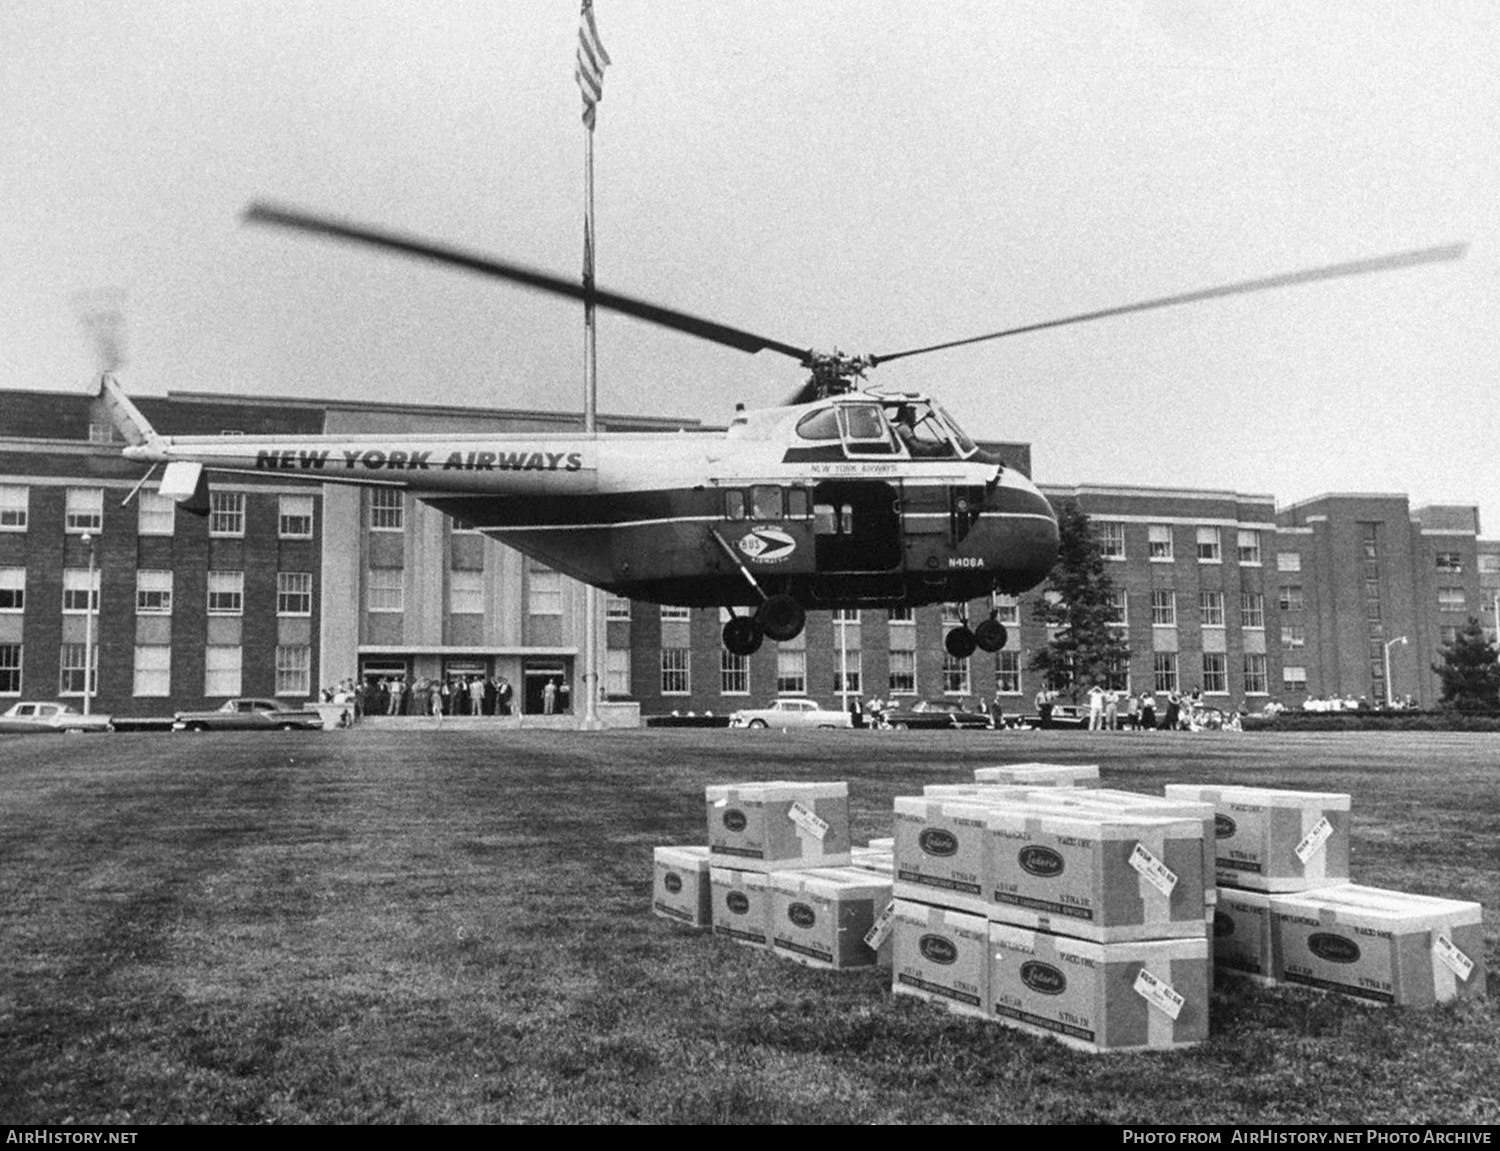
[256,448,585,472]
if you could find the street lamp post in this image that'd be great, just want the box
[80,532,97,714]
[1383,635,1408,709]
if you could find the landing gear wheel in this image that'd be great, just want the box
[944,626,977,659]
[722,615,764,656]
[756,594,806,642]
[974,618,1008,653]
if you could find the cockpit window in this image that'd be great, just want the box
[838,404,897,456]
[931,402,977,456]
[888,400,957,458]
[795,408,841,441]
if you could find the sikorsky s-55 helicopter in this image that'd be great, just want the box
[99,204,1464,658]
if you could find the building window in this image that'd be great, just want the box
[204,645,242,697]
[1283,665,1308,692]
[1236,530,1262,565]
[993,595,1019,626]
[1148,524,1173,561]
[138,492,175,536]
[1151,590,1176,627]
[59,643,97,696]
[1438,587,1467,613]
[1107,589,1128,627]
[942,655,970,695]
[661,648,690,695]
[833,608,861,623]
[941,602,964,625]
[0,644,20,694]
[1152,652,1178,694]
[133,645,171,697]
[369,489,404,532]
[1201,652,1228,694]
[888,649,916,695]
[605,648,631,697]
[0,485,27,531]
[1277,626,1304,653]
[660,605,691,622]
[721,650,750,695]
[888,605,914,624]
[776,650,806,695]
[62,569,100,614]
[1195,526,1221,563]
[279,494,315,539]
[277,572,313,616]
[65,488,103,533]
[994,650,1021,694]
[528,567,562,616]
[1200,591,1225,628]
[833,652,861,695]
[1479,554,1500,576]
[1243,654,1268,695]
[0,568,23,612]
[88,422,119,444]
[135,570,173,615]
[448,570,483,615]
[275,645,311,697]
[1361,522,1379,560]
[1276,552,1302,573]
[209,491,245,537]
[207,571,244,616]
[367,569,404,613]
[1099,521,1125,559]
[605,595,631,620]
[1278,585,1304,612]
[1241,591,1265,629]
[1435,552,1463,573]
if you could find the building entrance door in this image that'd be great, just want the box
[523,659,571,715]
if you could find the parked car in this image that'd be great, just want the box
[0,701,114,734]
[173,698,324,732]
[881,699,992,730]
[728,698,853,729]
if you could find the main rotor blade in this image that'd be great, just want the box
[870,243,1468,367]
[244,202,812,363]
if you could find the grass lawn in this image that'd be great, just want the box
[1,727,1496,1125]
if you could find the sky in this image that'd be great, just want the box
[3,2,1496,528]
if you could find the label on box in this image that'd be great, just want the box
[789,801,829,841]
[864,900,896,950]
[1293,817,1333,864]
[1433,934,1475,982]
[1134,967,1185,1020]
[1128,842,1178,897]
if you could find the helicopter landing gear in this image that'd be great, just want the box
[944,626,978,659]
[973,613,1008,653]
[756,594,806,643]
[722,614,764,656]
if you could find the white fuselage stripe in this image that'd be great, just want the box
[472,510,1057,533]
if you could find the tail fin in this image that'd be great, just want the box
[96,373,166,453]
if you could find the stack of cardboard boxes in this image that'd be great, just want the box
[1173,784,1486,1007]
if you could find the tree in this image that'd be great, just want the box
[1431,616,1500,711]
[1028,500,1131,697]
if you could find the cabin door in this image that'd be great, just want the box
[812,481,901,572]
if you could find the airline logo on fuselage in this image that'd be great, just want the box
[738,527,796,564]
[254,448,584,473]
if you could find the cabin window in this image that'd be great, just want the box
[795,408,841,441]
[839,405,896,455]
[840,503,854,534]
[750,485,782,521]
[724,490,745,520]
[785,487,810,519]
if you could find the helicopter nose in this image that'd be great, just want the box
[984,471,1059,591]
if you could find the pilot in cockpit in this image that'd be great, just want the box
[893,403,953,458]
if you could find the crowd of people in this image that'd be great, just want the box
[1033,685,1248,732]
[320,674,568,723]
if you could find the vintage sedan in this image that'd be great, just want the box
[728,698,853,729]
[0,701,114,734]
[881,699,993,730]
[173,697,324,732]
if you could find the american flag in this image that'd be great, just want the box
[575,1,611,131]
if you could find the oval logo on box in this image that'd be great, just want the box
[918,934,958,965]
[664,872,683,895]
[1020,961,1067,996]
[919,828,959,857]
[1215,814,1237,838]
[1213,911,1234,938]
[737,527,796,564]
[725,891,751,916]
[722,809,747,832]
[1019,846,1065,878]
[788,902,816,929]
[1308,932,1361,964]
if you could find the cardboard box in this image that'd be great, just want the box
[849,845,893,875]
[867,837,894,852]
[891,900,990,1019]
[768,867,894,969]
[705,781,851,873]
[893,797,996,915]
[1213,888,1276,985]
[1164,784,1350,892]
[985,807,1208,943]
[652,845,714,929]
[974,763,1101,787]
[1271,884,1486,1007]
[710,866,773,948]
[988,924,1210,1053]
[921,784,1035,801]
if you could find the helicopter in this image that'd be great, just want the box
[99,203,1465,659]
